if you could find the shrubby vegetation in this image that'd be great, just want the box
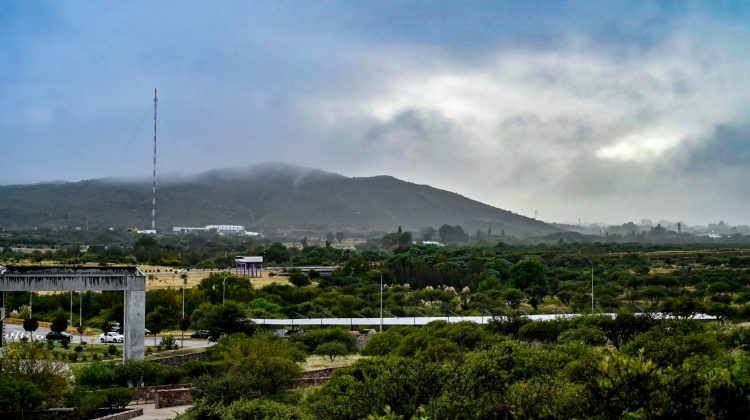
[6,236,750,418]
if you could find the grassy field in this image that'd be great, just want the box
[301,354,364,371]
[140,265,291,290]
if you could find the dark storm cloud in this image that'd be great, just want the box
[2,1,750,224]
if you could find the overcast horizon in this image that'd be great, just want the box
[2,1,750,226]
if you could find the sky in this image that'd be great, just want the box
[1,1,750,226]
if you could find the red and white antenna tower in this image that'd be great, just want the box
[152,88,158,231]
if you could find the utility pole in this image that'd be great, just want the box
[590,260,595,312]
[374,270,383,332]
[152,88,158,231]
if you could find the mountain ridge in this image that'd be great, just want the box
[0,163,561,237]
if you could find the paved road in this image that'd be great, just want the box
[129,403,191,420]
[2,324,214,348]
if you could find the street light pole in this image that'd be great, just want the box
[374,270,383,332]
[222,274,231,305]
[589,260,595,312]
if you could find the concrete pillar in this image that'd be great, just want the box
[123,290,146,361]
[0,291,5,357]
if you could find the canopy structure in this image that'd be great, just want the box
[0,266,146,360]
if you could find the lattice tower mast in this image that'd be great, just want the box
[152,88,158,231]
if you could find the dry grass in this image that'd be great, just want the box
[141,265,290,290]
[301,354,364,371]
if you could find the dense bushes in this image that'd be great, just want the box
[289,327,357,352]
[184,398,312,420]
[0,377,46,416]
[188,334,302,407]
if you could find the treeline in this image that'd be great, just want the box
[179,316,750,419]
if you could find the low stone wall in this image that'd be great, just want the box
[132,383,192,403]
[94,408,144,420]
[293,368,338,388]
[155,388,192,409]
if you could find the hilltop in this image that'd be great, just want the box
[0,163,560,237]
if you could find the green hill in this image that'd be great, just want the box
[0,163,560,237]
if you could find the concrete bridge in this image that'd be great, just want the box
[251,312,717,328]
[0,266,146,360]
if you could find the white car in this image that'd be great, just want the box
[100,331,124,343]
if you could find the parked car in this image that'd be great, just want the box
[99,331,124,343]
[190,329,210,339]
[145,328,152,335]
[46,331,71,344]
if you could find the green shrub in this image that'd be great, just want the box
[66,387,134,418]
[108,344,118,355]
[362,331,404,356]
[192,357,300,405]
[160,335,178,350]
[559,326,608,346]
[0,377,46,416]
[315,342,349,361]
[181,360,230,379]
[74,361,116,389]
[65,387,107,419]
[517,320,569,343]
[291,328,356,352]
[100,387,134,410]
[224,398,311,420]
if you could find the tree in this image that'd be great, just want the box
[194,302,254,339]
[660,296,701,319]
[508,260,548,297]
[50,311,69,334]
[146,306,180,346]
[23,318,39,340]
[335,231,346,243]
[316,342,348,361]
[420,227,437,241]
[0,340,72,401]
[289,269,311,287]
[197,272,254,304]
[438,224,469,243]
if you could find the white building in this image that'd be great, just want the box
[172,225,248,235]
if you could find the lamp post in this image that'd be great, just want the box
[587,259,595,312]
[222,274,231,305]
[374,270,383,332]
